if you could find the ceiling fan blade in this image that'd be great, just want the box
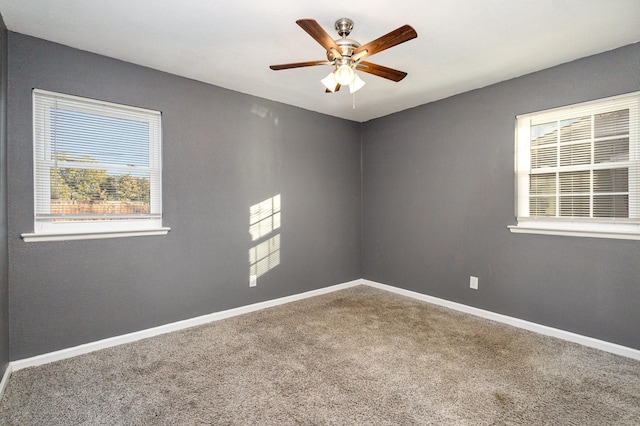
[270,60,332,70]
[296,19,341,52]
[356,61,407,82]
[353,25,417,60]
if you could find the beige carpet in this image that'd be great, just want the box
[0,285,638,425]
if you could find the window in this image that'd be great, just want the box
[22,89,169,242]
[510,91,639,240]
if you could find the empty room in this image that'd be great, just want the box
[0,0,638,424]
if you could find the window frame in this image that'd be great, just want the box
[22,89,170,242]
[509,91,640,240]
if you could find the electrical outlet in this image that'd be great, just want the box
[470,276,478,290]
[250,275,257,287]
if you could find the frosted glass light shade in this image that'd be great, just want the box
[321,72,339,92]
[334,65,354,85]
[349,73,365,93]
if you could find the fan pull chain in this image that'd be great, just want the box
[352,93,356,109]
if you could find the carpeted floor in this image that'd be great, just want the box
[0,285,639,425]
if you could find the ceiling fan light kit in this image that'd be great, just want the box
[270,18,417,95]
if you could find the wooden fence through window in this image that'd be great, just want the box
[51,200,150,215]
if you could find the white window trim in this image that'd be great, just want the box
[510,91,640,240]
[24,89,170,242]
[507,221,640,240]
[21,227,171,243]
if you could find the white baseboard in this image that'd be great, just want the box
[11,279,362,371]
[362,279,640,361]
[10,277,639,371]
[0,363,11,400]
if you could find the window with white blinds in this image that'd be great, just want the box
[24,89,168,242]
[511,91,640,240]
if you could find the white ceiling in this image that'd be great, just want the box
[1,0,639,122]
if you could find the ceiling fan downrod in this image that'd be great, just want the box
[334,18,354,38]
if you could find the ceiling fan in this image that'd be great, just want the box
[270,18,417,94]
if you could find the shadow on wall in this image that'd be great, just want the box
[249,194,281,281]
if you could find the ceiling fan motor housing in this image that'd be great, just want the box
[326,18,360,62]
[327,38,361,61]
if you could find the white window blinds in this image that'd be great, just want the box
[32,89,163,235]
[513,92,640,239]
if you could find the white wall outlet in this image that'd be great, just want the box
[250,275,257,287]
[470,276,479,290]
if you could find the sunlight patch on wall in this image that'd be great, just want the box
[249,194,281,241]
[251,104,279,125]
[249,194,281,279]
[249,234,280,278]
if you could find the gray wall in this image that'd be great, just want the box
[7,33,362,359]
[6,30,640,361]
[362,42,640,350]
[0,15,9,374]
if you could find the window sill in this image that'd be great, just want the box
[21,227,171,242]
[508,223,640,240]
